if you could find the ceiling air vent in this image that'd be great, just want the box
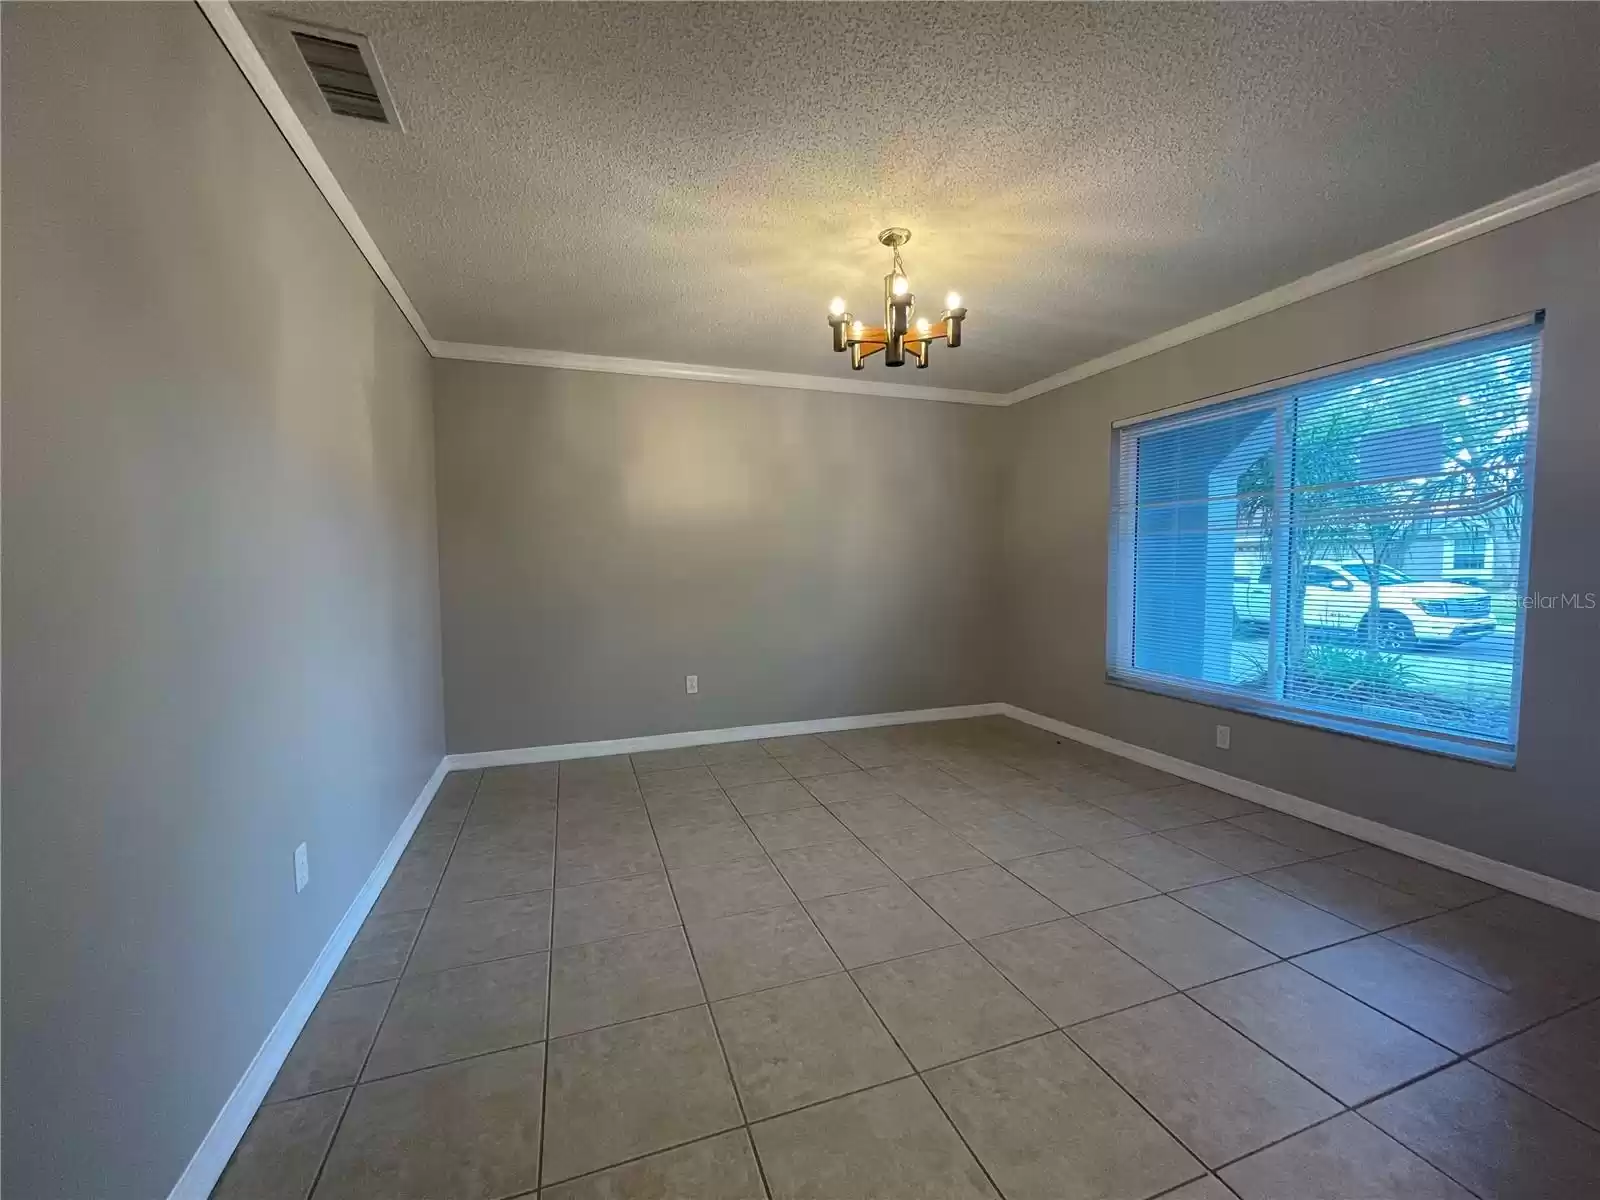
[290,27,398,126]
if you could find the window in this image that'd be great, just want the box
[1108,316,1540,764]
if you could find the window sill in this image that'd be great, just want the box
[1104,671,1517,768]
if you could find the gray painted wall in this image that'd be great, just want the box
[433,360,1005,753]
[1003,194,1600,892]
[2,5,445,1196]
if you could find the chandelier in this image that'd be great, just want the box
[825,228,967,371]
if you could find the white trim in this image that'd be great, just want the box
[446,703,1006,769]
[166,758,450,1200]
[431,342,1008,405]
[200,0,1599,408]
[1000,704,1600,923]
[1005,160,1600,405]
[196,2,434,351]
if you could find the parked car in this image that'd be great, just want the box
[1234,560,1496,647]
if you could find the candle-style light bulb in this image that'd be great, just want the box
[851,319,864,336]
[829,296,847,316]
[945,291,962,310]
[915,317,931,336]
[891,275,909,297]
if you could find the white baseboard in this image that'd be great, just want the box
[167,757,451,1200]
[1000,703,1600,924]
[445,703,1007,769]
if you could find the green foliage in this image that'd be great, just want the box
[1293,646,1415,700]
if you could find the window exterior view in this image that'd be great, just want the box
[1109,318,1540,763]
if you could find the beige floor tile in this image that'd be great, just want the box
[433,840,553,905]
[407,889,553,975]
[1072,994,1340,1167]
[699,739,774,765]
[1090,835,1238,890]
[554,832,664,888]
[770,838,896,899]
[1163,821,1310,872]
[365,952,548,1079]
[542,1130,765,1200]
[477,762,558,797]
[1172,875,1363,956]
[313,1044,544,1200]
[1081,896,1274,989]
[630,746,707,772]
[1472,999,1600,1128]
[1005,847,1157,914]
[1221,1112,1474,1200]
[861,825,992,880]
[973,917,1172,1026]
[752,1077,1000,1200]
[906,790,1016,826]
[947,813,1071,861]
[1160,783,1264,821]
[1253,860,1441,931]
[759,733,829,757]
[853,944,1052,1069]
[548,926,704,1037]
[801,770,901,803]
[1094,791,1214,832]
[805,883,963,968]
[686,903,842,1000]
[542,1007,741,1186]
[639,764,723,798]
[654,819,763,869]
[1296,934,1544,1053]
[723,779,818,816]
[1019,801,1147,847]
[330,909,426,991]
[911,865,1066,939]
[1383,910,1600,1004]
[777,748,858,778]
[925,1033,1203,1200]
[373,838,452,915]
[712,973,910,1119]
[552,872,678,949]
[1453,893,1600,959]
[643,790,740,828]
[670,856,796,923]
[268,981,393,1102]
[1323,847,1498,908]
[1189,962,1452,1104]
[744,805,852,852]
[827,795,938,837]
[1226,811,1363,856]
[1362,1063,1600,1199]
[709,759,791,787]
[213,1089,348,1200]
[1156,1177,1236,1200]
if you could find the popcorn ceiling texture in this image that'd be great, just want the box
[240,1,1600,393]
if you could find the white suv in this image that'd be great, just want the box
[1235,561,1496,647]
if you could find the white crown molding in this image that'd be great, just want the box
[1003,159,1600,405]
[197,1,435,352]
[203,0,1599,410]
[431,341,1009,405]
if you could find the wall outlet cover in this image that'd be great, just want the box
[294,842,310,893]
[686,674,699,694]
[1215,725,1231,750]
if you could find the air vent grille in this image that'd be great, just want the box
[292,30,389,123]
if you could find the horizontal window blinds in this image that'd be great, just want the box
[1109,319,1540,763]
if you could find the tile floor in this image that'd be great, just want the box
[214,717,1600,1200]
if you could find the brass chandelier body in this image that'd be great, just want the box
[825,229,967,371]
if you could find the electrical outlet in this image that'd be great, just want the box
[1215,724,1231,750]
[294,842,310,893]
[685,674,699,695]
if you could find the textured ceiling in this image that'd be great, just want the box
[239,2,1600,393]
